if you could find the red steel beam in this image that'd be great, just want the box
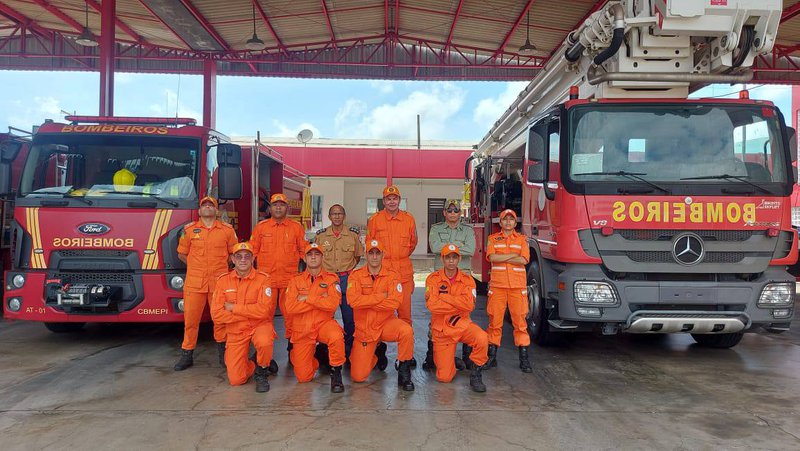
[493,0,535,57]
[782,2,800,23]
[99,0,116,116]
[86,0,144,43]
[0,3,53,38]
[384,0,389,34]
[253,0,289,56]
[445,0,465,50]
[135,0,193,49]
[320,0,336,48]
[178,0,230,51]
[30,0,85,33]
[203,59,217,128]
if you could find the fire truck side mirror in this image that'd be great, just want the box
[526,126,548,184]
[0,140,23,194]
[788,127,797,162]
[216,144,242,200]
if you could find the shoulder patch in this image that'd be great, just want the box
[472,288,477,298]
[265,287,272,297]
[335,284,341,293]
[316,227,327,235]
[396,283,403,293]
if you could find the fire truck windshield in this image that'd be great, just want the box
[567,104,791,196]
[19,134,199,207]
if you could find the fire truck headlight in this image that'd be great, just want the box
[574,281,619,306]
[7,297,21,312]
[11,274,25,289]
[792,207,800,228]
[758,283,794,307]
[177,299,185,313]
[170,276,185,290]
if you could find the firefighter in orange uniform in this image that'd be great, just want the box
[485,209,532,373]
[425,244,487,392]
[284,243,346,392]
[210,243,276,393]
[366,186,417,339]
[250,193,308,352]
[348,239,415,391]
[173,196,238,372]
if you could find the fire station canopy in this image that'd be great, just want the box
[0,1,798,82]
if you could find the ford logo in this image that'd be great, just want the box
[77,223,111,235]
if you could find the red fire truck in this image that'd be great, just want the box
[468,0,795,348]
[0,116,308,332]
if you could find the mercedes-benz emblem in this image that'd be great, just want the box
[672,233,704,265]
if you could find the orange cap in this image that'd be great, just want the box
[382,185,401,198]
[270,193,288,204]
[499,209,517,220]
[304,242,324,255]
[230,242,253,254]
[199,196,218,208]
[440,243,461,257]
[365,239,384,253]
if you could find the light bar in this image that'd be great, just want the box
[64,116,197,126]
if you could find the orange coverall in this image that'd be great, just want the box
[426,269,489,383]
[250,218,308,339]
[284,269,345,382]
[366,210,417,325]
[210,269,276,386]
[347,266,414,382]
[176,219,238,350]
[486,230,531,347]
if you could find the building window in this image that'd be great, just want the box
[312,195,323,227]
[367,198,407,217]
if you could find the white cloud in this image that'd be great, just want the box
[6,96,66,129]
[472,81,529,130]
[148,89,202,123]
[270,120,321,140]
[334,83,466,140]
[369,80,395,94]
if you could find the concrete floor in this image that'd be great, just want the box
[1,292,800,450]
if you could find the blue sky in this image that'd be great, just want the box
[0,70,793,141]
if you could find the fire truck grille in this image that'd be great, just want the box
[618,229,754,242]
[624,251,745,264]
[48,272,134,284]
[57,250,135,258]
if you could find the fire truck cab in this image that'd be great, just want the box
[468,0,797,348]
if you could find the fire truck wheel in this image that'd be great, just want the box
[690,332,744,349]
[526,263,564,347]
[44,322,86,333]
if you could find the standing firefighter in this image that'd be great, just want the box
[314,204,363,359]
[425,198,476,371]
[485,209,532,373]
[250,193,308,353]
[425,244,487,392]
[210,243,276,393]
[174,196,238,371]
[367,185,417,331]
[348,239,415,391]
[284,243,346,393]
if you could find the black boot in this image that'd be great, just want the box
[330,365,345,393]
[217,342,226,368]
[409,357,417,369]
[462,345,474,370]
[173,349,194,371]
[286,341,293,367]
[254,366,270,393]
[422,340,436,371]
[315,343,331,372]
[519,346,533,373]
[470,366,487,393]
[485,344,498,369]
[375,342,388,371]
[455,344,466,371]
[268,359,279,375]
[397,360,415,391]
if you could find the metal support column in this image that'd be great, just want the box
[203,59,217,129]
[99,0,116,116]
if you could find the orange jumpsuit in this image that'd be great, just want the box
[250,218,308,340]
[284,269,345,382]
[347,266,414,382]
[177,219,238,350]
[486,230,531,347]
[210,269,276,386]
[426,269,489,383]
[366,209,417,325]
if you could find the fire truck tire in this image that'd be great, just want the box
[690,332,744,348]
[44,322,86,333]
[526,263,564,347]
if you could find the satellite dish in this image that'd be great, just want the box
[297,129,314,144]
